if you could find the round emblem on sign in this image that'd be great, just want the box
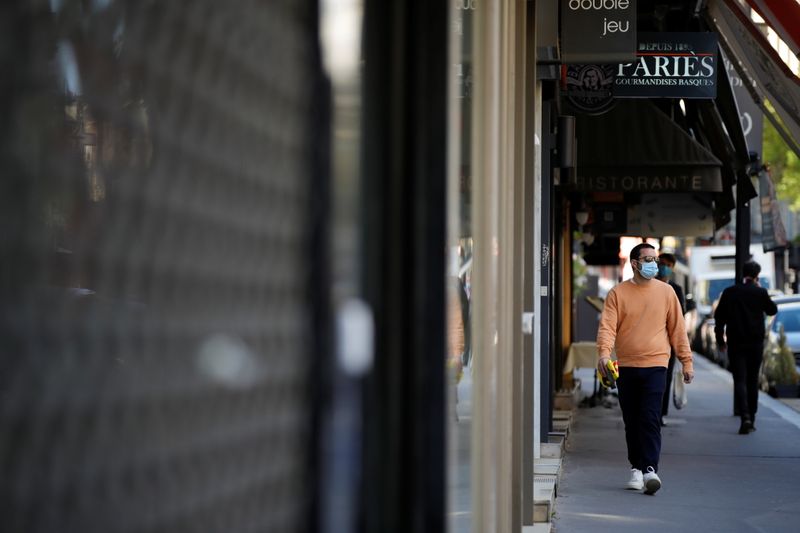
[565,64,616,115]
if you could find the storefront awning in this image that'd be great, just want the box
[573,100,723,193]
[707,0,800,157]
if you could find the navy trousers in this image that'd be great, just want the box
[617,366,667,472]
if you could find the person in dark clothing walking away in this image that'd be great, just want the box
[714,261,777,435]
[597,243,694,495]
[656,253,685,427]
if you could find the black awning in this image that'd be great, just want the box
[572,100,723,193]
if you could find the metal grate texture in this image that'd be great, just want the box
[0,1,319,532]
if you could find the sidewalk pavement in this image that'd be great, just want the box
[553,354,800,533]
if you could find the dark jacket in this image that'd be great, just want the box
[668,280,685,314]
[714,281,778,345]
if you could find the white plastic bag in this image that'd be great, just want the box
[673,365,688,410]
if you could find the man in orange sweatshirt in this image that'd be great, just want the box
[597,243,694,495]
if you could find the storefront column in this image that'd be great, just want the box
[472,0,527,530]
[521,0,537,525]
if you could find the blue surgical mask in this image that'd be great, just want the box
[638,261,658,279]
[658,265,673,278]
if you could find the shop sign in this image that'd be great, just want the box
[759,170,788,252]
[724,52,763,154]
[561,0,637,63]
[614,32,718,99]
[575,172,721,192]
[564,64,617,115]
[628,194,714,237]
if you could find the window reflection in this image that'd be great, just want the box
[3,3,317,530]
[448,2,474,532]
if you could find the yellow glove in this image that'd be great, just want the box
[597,359,619,389]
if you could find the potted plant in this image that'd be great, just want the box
[763,324,800,398]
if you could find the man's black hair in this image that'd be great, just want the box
[743,261,761,279]
[659,253,676,265]
[629,242,655,261]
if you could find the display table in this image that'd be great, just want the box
[564,341,616,407]
[563,341,600,374]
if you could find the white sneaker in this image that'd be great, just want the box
[643,466,661,495]
[626,468,643,490]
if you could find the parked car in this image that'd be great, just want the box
[698,315,731,368]
[771,294,800,306]
[692,297,729,367]
[765,301,800,369]
[761,300,800,394]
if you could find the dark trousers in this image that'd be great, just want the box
[728,341,763,422]
[617,366,667,472]
[661,353,676,417]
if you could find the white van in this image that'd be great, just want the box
[687,244,775,318]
